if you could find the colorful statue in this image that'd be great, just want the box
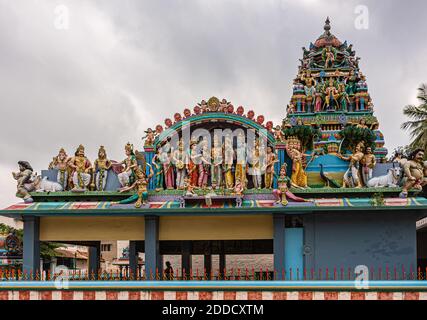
[400,149,427,198]
[152,147,165,191]
[233,178,244,196]
[93,146,112,191]
[285,138,308,189]
[183,177,198,197]
[303,70,316,112]
[273,164,290,206]
[68,145,92,191]
[187,141,200,187]
[198,140,210,188]
[118,143,138,188]
[338,142,364,188]
[12,161,35,203]
[211,136,223,189]
[323,46,335,68]
[162,149,175,190]
[361,146,376,186]
[274,125,285,142]
[324,78,339,111]
[235,133,247,188]
[265,146,278,189]
[119,166,153,208]
[173,139,188,189]
[223,136,235,189]
[49,148,69,190]
[250,142,262,189]
[142,128,156,146]
[338,83,350,111]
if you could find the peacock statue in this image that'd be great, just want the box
[319,163,341,188]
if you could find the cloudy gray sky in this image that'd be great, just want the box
[0,0,426,208]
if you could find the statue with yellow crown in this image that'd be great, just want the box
[118,143,138,188]
[68,144,92,191]
[285,136,308,189]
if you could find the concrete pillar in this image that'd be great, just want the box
[182,241,192,279]
[273,214,285,280]
[145,216,160,279]
[23,216,40,278]
[129,240,138,278]
[88,243,100,279]
[204,254,212,279]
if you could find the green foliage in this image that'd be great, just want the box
[338,125,376,152]
[282,124,321,151]
[0,223,63,259]
[401,84,427,151]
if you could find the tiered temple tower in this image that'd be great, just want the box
[284,18,387,160]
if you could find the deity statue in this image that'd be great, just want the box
[152,147,165,191]
[93,146,112,191]
[223,136,235,189]
[314,92,323,113]
[303,70,316,112]
[199,100,208,113]
[211,136,223,189]
[235,132,247,188]
[12,161,35,203]
[162,149,175,190]
[356,118,368,129]
[142,128,156,146]
[187,141,200,187]
[273,164,290,206]
[264,146,278,189]
[400,149,427,198]
[173,139,188,189]
[323,46,335,68]
[338,83,350,111]
[117,143,138,188]
[274,125,285,142]
[220,99,230,112]
[285,138,308,189]
[361,146,376,186]
[68,145,92,191]
[338,141,364,188]
[198,139,210,188]
[233,178,244,196]
[324,78,340,111]
[49,148,69,190]
[250,141,262,189]
[119,166,153,208]
[183,177,198,197]
[286,103,296,114]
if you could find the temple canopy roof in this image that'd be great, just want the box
[313,17,342,48]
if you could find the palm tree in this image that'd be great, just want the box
[401,84,427,151]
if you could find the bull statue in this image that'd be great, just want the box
[366,164,401,188]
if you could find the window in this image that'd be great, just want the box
[101,244,112,252]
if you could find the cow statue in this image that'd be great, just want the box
[366,165,401,188]
[32,176,64,192]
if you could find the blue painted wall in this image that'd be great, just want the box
[285,228,304,280]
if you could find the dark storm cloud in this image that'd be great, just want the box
[0,0,426,207]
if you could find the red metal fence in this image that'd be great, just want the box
[0,265,425,281]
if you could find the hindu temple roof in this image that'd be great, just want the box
[314,17,342,48]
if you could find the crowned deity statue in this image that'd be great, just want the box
[264,146,278,189]
[285,138,308,189]
[12,161,35,203]
[356,118,368,129]
[68,145,92,191]
[198,139,211,188]
[118,143,138,188]
[273,164,290,206]
[274,125,285,142]
[323,46,335,68]
[161,148,175,190]
[152,147,165,191]
[187,141,200,187]
[338,82,350,111]
[249,141,262,189]
[400,149,427,198]
[338,141,364,188]
[93,146,112,191]
[303,70,316,112]
[324,77,340,111]
[173,139,188,190]
[223,136,235,190]
[211,135,223,189]
[49,148,69,190]
[142,128,156,147]
[119,166,153,208]
[235,132,247,188]
[361,146,376,186]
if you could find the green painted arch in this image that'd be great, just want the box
[154,112,275,147]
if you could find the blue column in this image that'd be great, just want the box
[23,216,40,277]
[145,216,160,279]
[273,214,285,280]
[129,240,138,278]
[144,146,155,190]
[274,144,285,189]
